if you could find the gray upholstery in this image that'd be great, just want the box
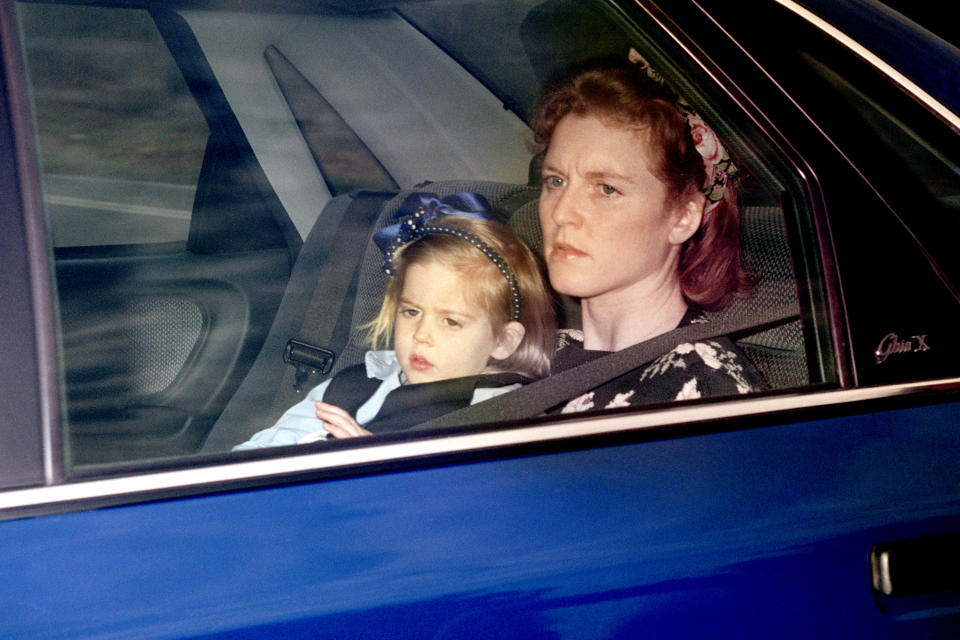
[714,205,807,389]
[205,180,806,451]
[509,197,808,389]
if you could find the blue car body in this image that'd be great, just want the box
[0,0,958,637]
[2,401,959,637]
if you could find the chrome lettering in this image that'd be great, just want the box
[875,333,931,364]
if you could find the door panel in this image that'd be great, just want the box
[1,400,958,638]
[16,1,298,464]
[57,248,288,464]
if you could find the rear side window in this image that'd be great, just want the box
[11,0,826,482]
[18,4,208,247]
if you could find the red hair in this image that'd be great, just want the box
[532,62,752,310]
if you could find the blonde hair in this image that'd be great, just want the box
[367,215,556,379]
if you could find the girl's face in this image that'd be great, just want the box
[538,114,700,304]
[393,260,517,385]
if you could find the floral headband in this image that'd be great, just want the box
[373,192,522,322]
[628,48,737,218]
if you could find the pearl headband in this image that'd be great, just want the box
[373,192,522,322]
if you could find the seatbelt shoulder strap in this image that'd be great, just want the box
[413,302,800,430]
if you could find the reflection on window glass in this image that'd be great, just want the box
[18,4,208,246]
[802,54,960,225]
[21,0,814,473]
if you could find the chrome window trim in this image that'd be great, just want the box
[1,378,957,518]
[1,1,63,485]
[770,0,960,133]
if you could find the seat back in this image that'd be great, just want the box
[202,190,391,451]
[711,204,808,389]
[205,180,807,451]
[506,195,809,389]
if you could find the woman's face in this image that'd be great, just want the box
[538,114,697,304]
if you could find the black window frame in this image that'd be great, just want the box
[692,0,960,387]
[0,0,57,490]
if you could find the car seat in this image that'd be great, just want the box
[202,179,808,452]
[506,191,808,390]
[202,181,540,451]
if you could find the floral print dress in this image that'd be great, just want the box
[553,309,769,414]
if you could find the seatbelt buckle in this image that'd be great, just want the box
[283,339,335,391]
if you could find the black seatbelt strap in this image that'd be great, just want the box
[362,374,526,434]
[413,302,800,430]
[322,363,382,417]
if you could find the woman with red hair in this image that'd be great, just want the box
[533,57,767,412]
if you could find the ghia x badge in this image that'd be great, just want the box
[875,333,931,365]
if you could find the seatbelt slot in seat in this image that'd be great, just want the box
[283,339,335,391]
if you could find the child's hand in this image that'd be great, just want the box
[315,402,372,438]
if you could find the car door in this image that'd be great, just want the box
[0,0,958,638]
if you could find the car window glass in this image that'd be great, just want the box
[14,0,823,476]
[18,4,208,247]
[802,53,960,241]
[789,42,960,350]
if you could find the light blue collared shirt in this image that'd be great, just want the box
[234,351,520,449]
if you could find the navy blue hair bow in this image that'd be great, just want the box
[372,191,522,321]
[373,192,494,256]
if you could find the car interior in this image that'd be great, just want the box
[17,0,832,467]
[203,175,813,450]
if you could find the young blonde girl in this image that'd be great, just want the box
[236,192,555,447]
